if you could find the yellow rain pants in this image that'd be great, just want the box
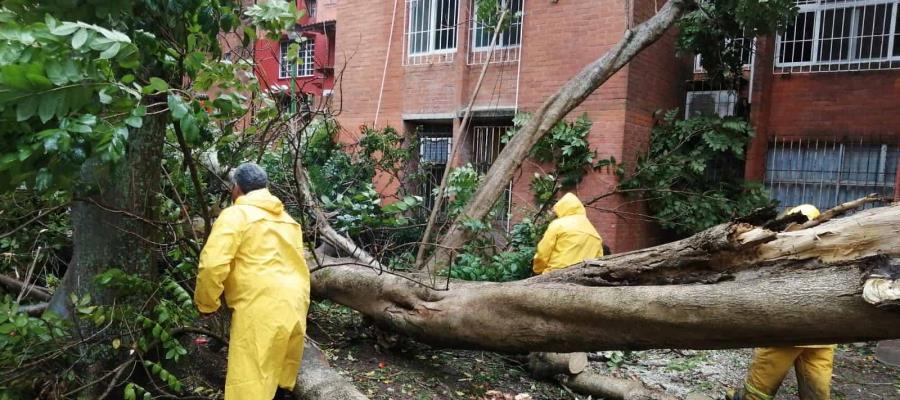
[741,346,836,400]
[533,193,604,275]
[194,189,311,399]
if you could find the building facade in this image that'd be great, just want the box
[254,0,338,103]
[257,0,900,252]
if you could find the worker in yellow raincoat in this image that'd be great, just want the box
[194,163,311,399]
[728,205,836,400]
[533,193,604,275]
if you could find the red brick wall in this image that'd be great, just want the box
[334,0,686,252]
[746,36,900,180]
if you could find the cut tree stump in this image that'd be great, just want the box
[527,352,588,379]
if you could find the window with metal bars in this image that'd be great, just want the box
[472,125,512,227]
[775,0,900,72]
[279,39,316,78]
[764,137,899,212]
[418,126,453,212]
[694,38,755,72]
[406,0,459,56]
[470,0,523,49]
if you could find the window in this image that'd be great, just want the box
[765,137,899,211]
[694,38,755,73]
[417,125,452,212]
[775,0,900,72]
[470,0,523,49]
[406,0,459,56]
[279,39,316,78]
[684,90,738,118]
[472,125,512,226]
[307,0,317,18]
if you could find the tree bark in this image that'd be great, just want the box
[48,113,166,320]
[560,372,677,400]
[425,0,691,271]
[293,341,369,400]
[312,204,900,353]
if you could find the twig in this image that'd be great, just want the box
[172,122,212,243]
[0,205,65,240]
[786,194,886,232]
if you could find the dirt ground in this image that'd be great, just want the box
[308,300,900,400]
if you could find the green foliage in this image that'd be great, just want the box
[449,217,547,282]
[618,109,774,236]
[441,164,482,219]
[677,0,797,81]
[0,13,145,192]
[244,0,304,40]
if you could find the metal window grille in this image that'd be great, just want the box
[473,126,513,227]
[775,0,900,73]
[764,137,899,212]
[694,38,755,73]
[419,134,452,211]
[404,0,459,66]
[684,90,738,118]
[279,40,316,78]
[467,0,524,65]
[308,0,317,18]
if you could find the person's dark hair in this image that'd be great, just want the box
[231,163,268,193]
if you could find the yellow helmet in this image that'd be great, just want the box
[787,204,820,221]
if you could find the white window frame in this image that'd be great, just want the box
[279,39,316,79]
[470,0,523,51]
[406,0,459,57]
[774,0,900,71]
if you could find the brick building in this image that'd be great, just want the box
[254,0,338,103]
[258,0,900,252]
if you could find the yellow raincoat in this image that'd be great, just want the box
[533,193,604,275]
[194,189,311,399]
[729,204,835,400]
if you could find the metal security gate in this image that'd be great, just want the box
[764,137,900,212]
[473,125,512,228]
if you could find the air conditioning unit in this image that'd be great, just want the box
[685,90,737,118]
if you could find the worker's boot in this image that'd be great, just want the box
[273,387,293,400]
[726,388,744,400]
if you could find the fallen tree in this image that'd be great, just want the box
[310,203,900,353]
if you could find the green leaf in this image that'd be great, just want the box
[50,22,79,36]
[180,114,200,143]
[146,77,169,93]
[125,116,143,128]
[121,74,135,84]
[71,28,88,49]
[99,42,121,59]
[16,96,38,121]
[167,95,189,120]
[124,383,136,400]
[98,88,113,104]
[45,62,67,86]
[38,95,57,123]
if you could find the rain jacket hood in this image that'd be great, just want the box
[235,188,285,214]
[553,192,587,218]
[533,193,604,275]
[194,188,310,399]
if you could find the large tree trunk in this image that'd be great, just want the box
[424,0,691,271]
[311,204,900,353]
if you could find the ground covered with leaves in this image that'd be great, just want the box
[308,301,900,400]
